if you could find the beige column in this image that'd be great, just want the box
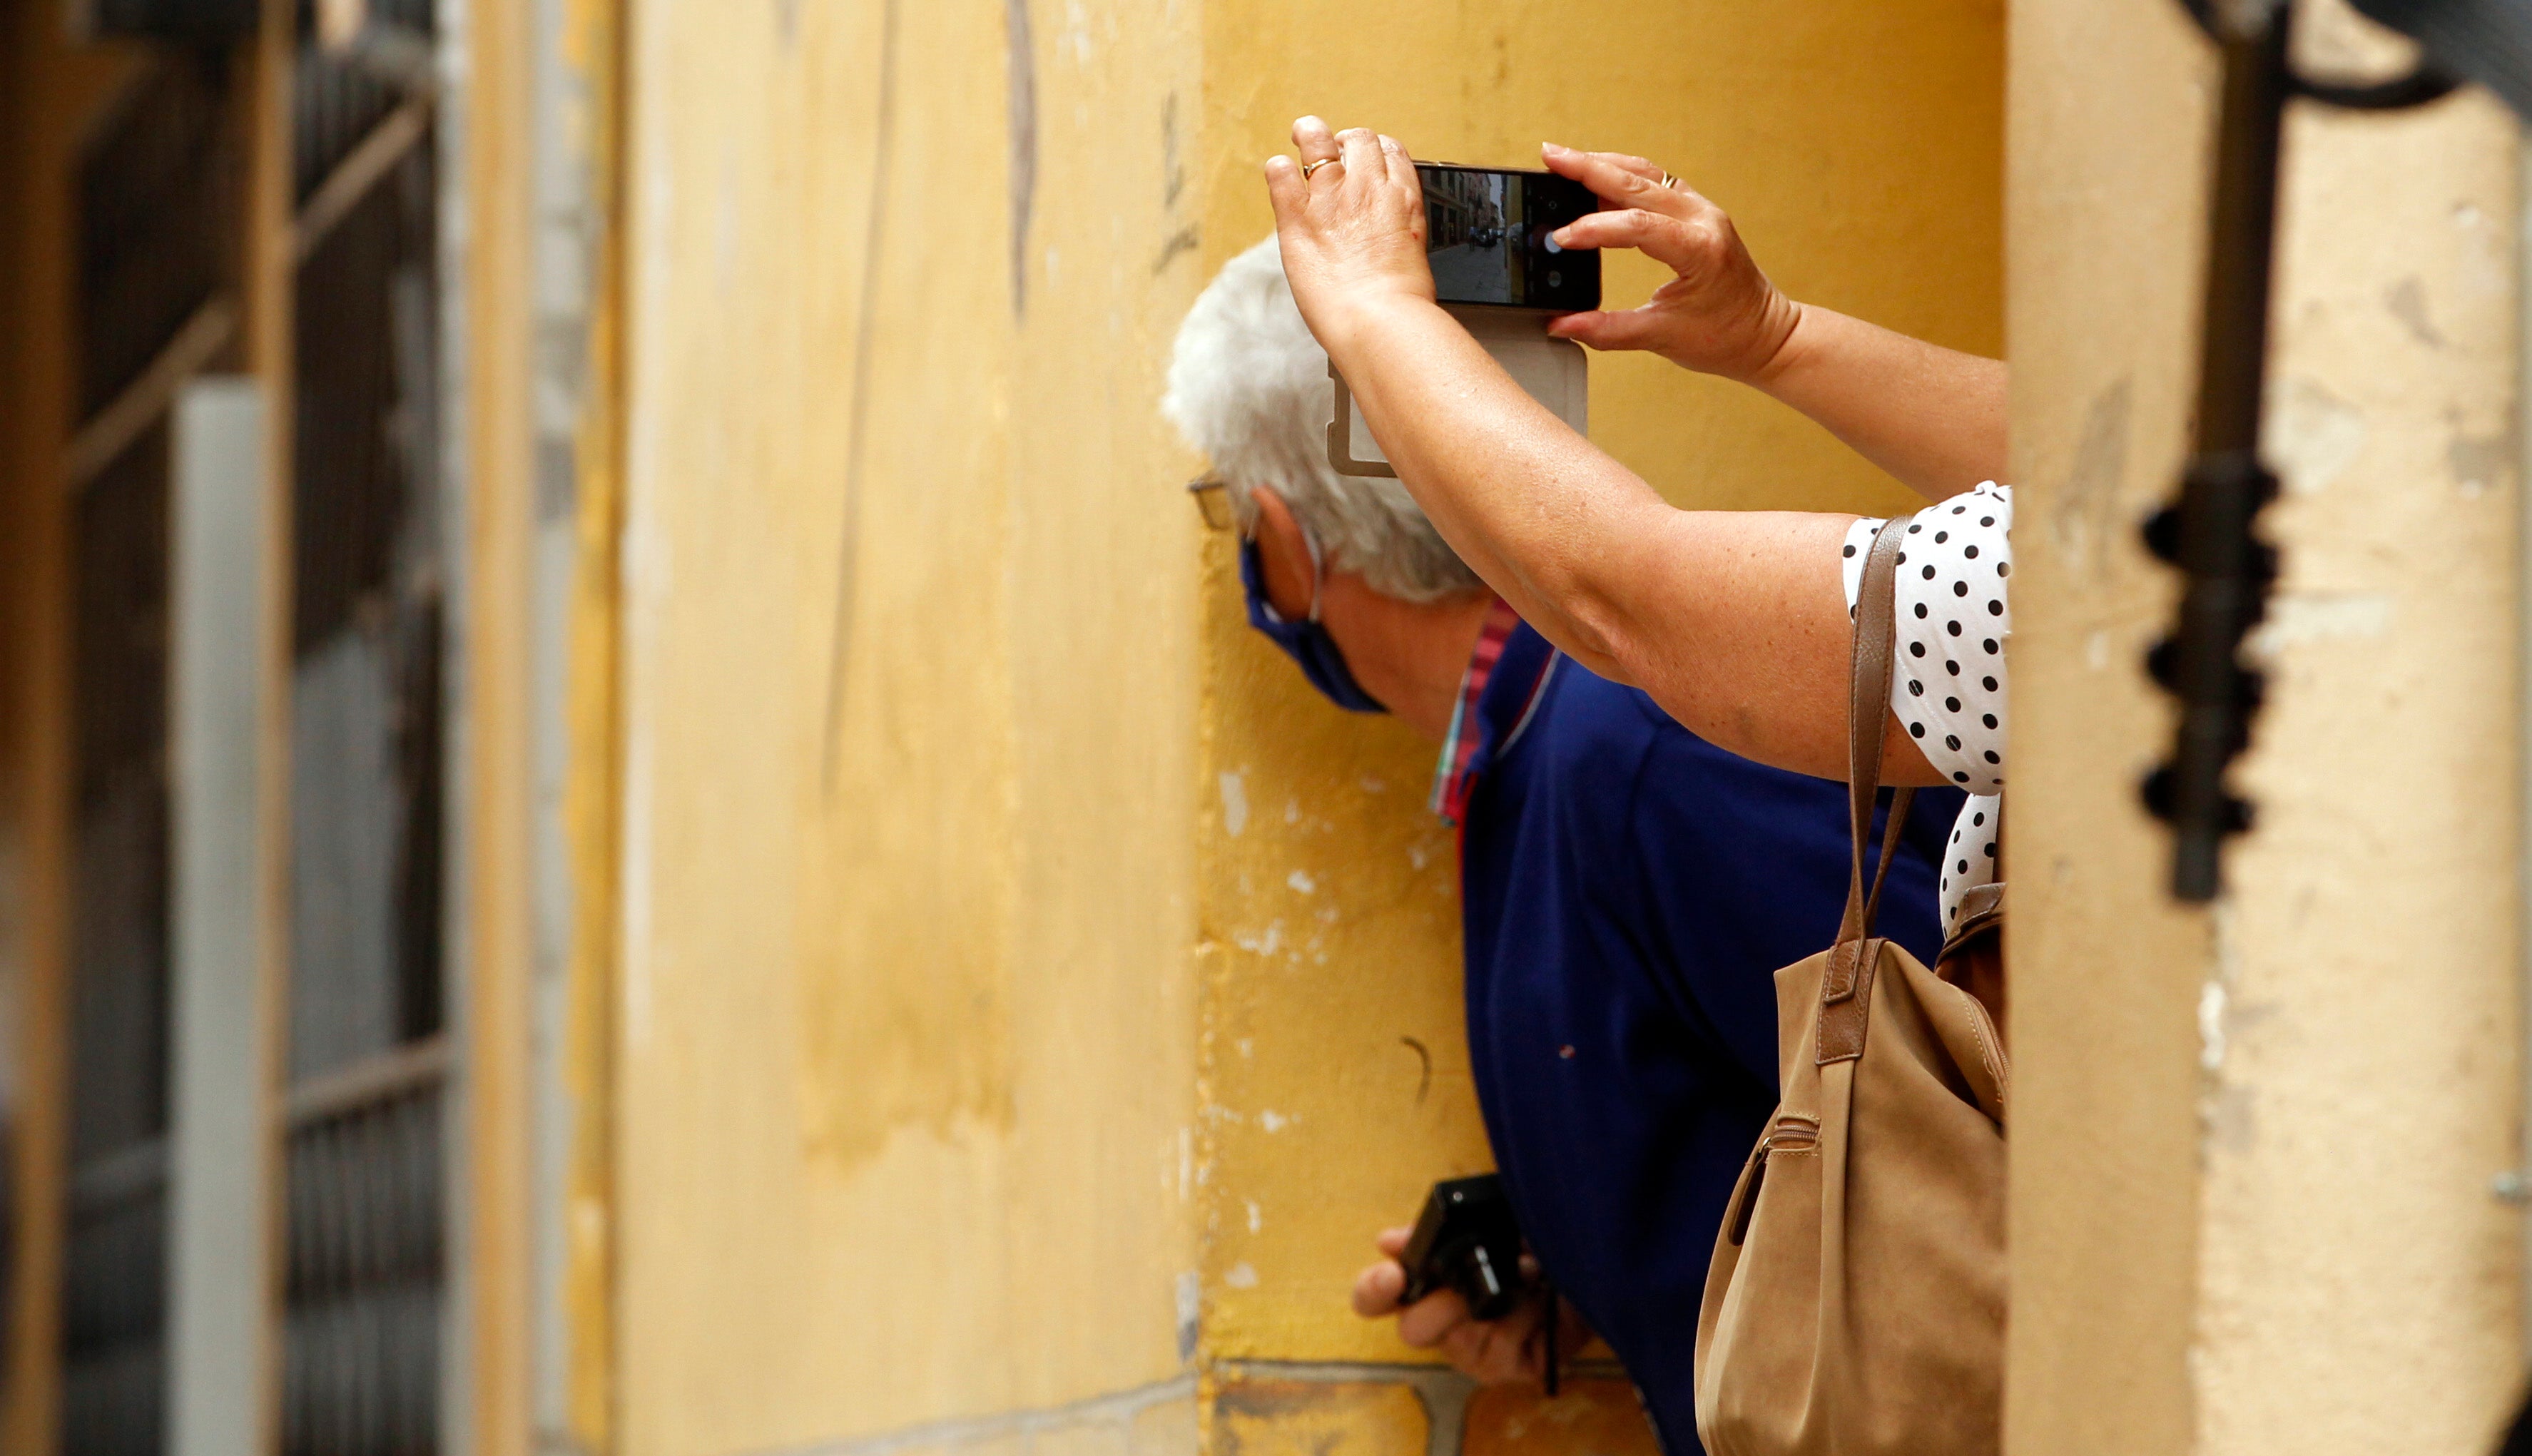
[2008,2,2524,1452]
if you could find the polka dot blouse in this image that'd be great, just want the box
[1839,482,2011,935]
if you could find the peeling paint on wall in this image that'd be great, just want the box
[2052,375,2132,584]
[2272,377,2368,495]
[2385,275,2448,350]
[1219,770,1247,837]
[2246,592,2393,656]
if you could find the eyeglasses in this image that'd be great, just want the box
[1186,474,1234,531]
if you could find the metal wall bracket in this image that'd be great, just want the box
[2142,0,2460,900]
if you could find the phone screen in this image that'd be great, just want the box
[1417,163,1601,312]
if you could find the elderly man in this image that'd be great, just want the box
[1164,239,1958,1454]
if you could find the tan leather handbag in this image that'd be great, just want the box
[1694,517,2009,1456]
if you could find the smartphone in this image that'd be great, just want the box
[1417,162,1601,312]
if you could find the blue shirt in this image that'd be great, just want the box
[1455,624,1956,1452]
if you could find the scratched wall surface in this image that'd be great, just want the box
[607,1,2002,1453]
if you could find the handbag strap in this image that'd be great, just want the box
[1834,518,1916,952]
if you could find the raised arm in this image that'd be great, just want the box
[1264,121,1941,785]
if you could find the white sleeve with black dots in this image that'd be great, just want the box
[1840,481,2011,935]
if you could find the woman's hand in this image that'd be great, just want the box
[1537,141,2005,498]
[1538,144,1802,385]
[1264,118,1437,349]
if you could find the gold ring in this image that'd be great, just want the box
[1303,157,1343,180]
[1658,171,1682,191]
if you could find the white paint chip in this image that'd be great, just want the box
[2271,378,2367,495]
[2085,629,2110,672]
[1219,772,1249,837]
[1259,1109,1289,1133]
[1246,1200,1263,1233]
[2247,594,2394,656]
[1287,870,1316,895]
[1224,1262,1259,1289]
[1232,920,1284,957]
[2200,979,2228,1074]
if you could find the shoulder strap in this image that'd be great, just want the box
[1836,519,1915,948]
[1820,517,1928,1059]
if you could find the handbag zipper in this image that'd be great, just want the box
[1726,1115,1820,1246]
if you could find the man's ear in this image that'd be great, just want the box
[1249,487,1315,621]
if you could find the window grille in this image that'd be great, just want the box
[77,54,238,421]
[64,422,177,1456]
[59,1,450,1447]
[284,1,447,1448]
[282,1056,444,1456]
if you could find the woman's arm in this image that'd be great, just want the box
[1265,122,1940,784]
[1318,287,1935,783]
[1536,145,2005,502]
[1744,308,2007,503]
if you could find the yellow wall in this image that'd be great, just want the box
[614,2,1204,1450]
[1998,3,2211,1445]
[604,2,2002,1452]
[556,0,634,1440]
[2006,1,2523,1450]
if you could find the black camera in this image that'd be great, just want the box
[1398,1174,1532,1321]
[1416,163,1602,313]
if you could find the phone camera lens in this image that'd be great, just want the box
[1548,270,1564,287]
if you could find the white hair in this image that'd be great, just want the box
[1161,236,1482,603]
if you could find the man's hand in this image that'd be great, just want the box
[1537,144,1802,385]
[1352,1226,1589,1387]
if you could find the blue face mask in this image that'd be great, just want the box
[1240,530,1388,714]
